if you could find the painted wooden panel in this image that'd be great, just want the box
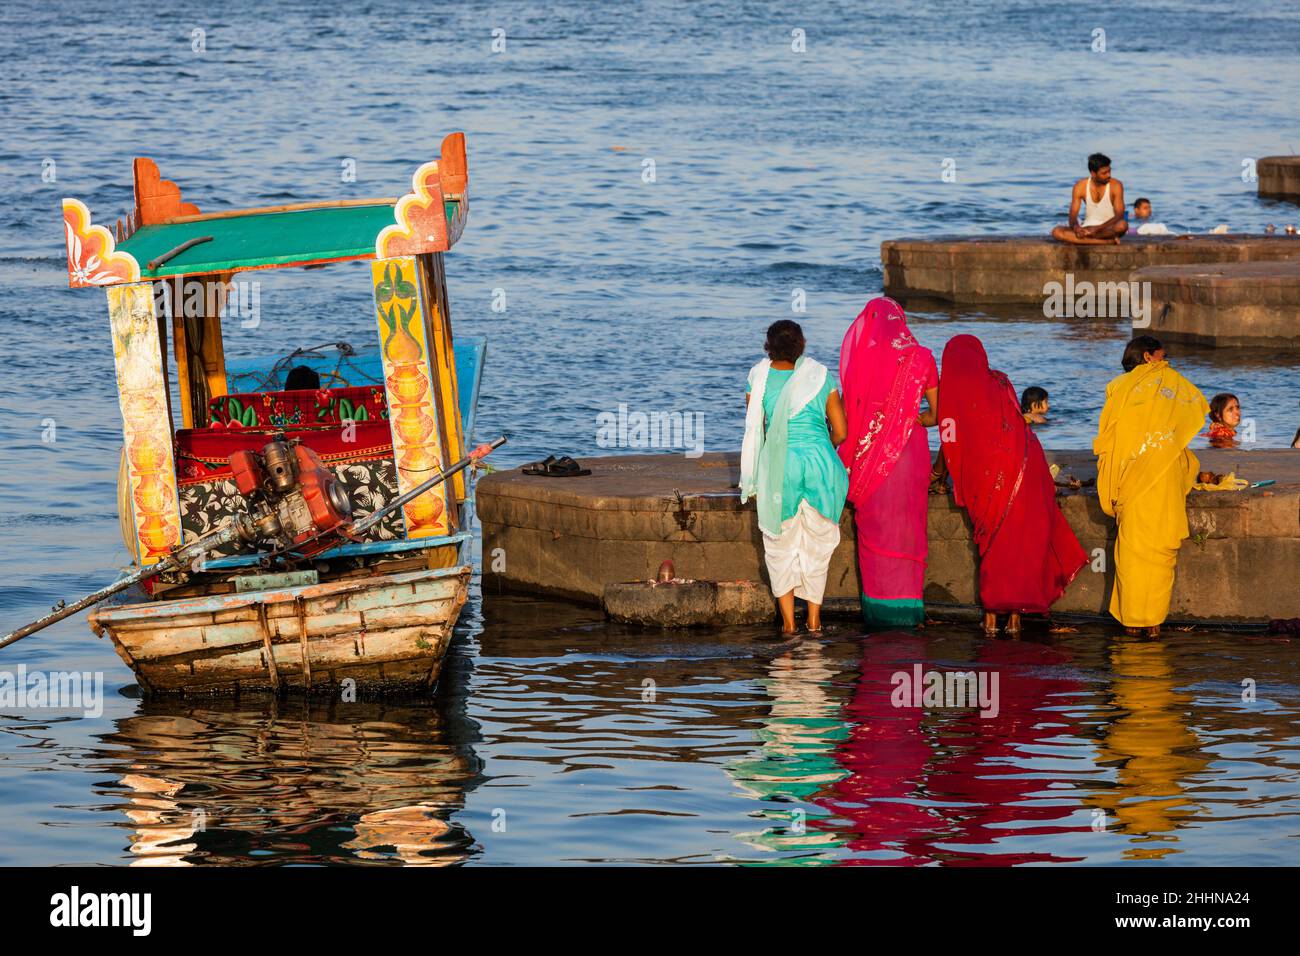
[64,198,141,288]
[108,282,182,565]
[418,252,466,502]
[376,163,449,258]
[374,133,469,259]
[133,157,199,226]
[371,257,452,538]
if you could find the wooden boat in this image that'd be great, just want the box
[62,133,484,695]
[91,567,468,694]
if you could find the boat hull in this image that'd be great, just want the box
[88,566,470,696]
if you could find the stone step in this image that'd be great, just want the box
[603,579,773,627]
[881,235,1300,314]
[1139,260,1300,349]
[479,451,1300,625]
[1258,156,1300,201]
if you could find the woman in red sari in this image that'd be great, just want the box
[938,335,1087,636]
[838,297,939,628]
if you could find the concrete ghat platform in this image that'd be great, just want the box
[1140,260,1300,349]
[478,451,1300,625]
[880,234,1300,305]
[1258,156,1300,201]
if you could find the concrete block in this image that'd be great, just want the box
[603,579,774,627]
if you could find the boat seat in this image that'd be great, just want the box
[207,385,387,430]
[172,420,403,551]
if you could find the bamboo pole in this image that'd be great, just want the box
[163,197,399,225]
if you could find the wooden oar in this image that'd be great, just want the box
[0,520,246,651]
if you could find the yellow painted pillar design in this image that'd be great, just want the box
[418,252,466,502]
[108,282,182,565]
[371,257,452,538]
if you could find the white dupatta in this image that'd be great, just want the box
[739,356,829,535]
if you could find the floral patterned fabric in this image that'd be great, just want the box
[208,386,388,430]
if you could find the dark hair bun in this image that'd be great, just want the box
[765,320,806,363]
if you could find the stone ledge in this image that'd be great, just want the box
[603,579,773,626]
[1139,260,1300,348]
[1258,156,1300,201]
[479,451,1300,623]
[881,234,1300,306]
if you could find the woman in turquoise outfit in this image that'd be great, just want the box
[740,321,849,635]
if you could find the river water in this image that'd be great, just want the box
[0,0,1297,865]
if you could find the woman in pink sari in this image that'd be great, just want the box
[838,297,939,628]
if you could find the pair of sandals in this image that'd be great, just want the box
[522,454,591,477]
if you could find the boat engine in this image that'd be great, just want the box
[227,439,353,558]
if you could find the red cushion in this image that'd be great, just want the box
[208,386,388,429]
[175,420,395,485]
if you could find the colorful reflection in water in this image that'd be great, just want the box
[0,595,1295,865]
[720,623,1293,867]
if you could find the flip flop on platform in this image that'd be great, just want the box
[521,455,558,476]
[522,454,591,477]
[548,455,591,476]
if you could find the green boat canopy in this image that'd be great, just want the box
[63,133,470,287]
[115,200,463,279]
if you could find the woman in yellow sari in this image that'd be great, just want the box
[1093,335,1209,636]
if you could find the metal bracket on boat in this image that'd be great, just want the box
[234,570,319,593]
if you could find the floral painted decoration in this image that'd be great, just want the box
[64,199,141,287]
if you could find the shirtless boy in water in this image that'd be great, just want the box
[1051,152,1128,245]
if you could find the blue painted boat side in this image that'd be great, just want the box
[201,530,474,570]
[457,337,487,439]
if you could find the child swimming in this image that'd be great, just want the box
[1132,197,1173,236]
[1020,386,1050,425]
[1207,393,1241,447]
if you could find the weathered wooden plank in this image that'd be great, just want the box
[356,598,459,630]
[137,624,452,690]
[97,610,218,632]
[92,566,467,624]
[100,566,469,694]
[109,576,459,634]
[115,596,458,661]
[114,611,366,658]
[342,582,422,612]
